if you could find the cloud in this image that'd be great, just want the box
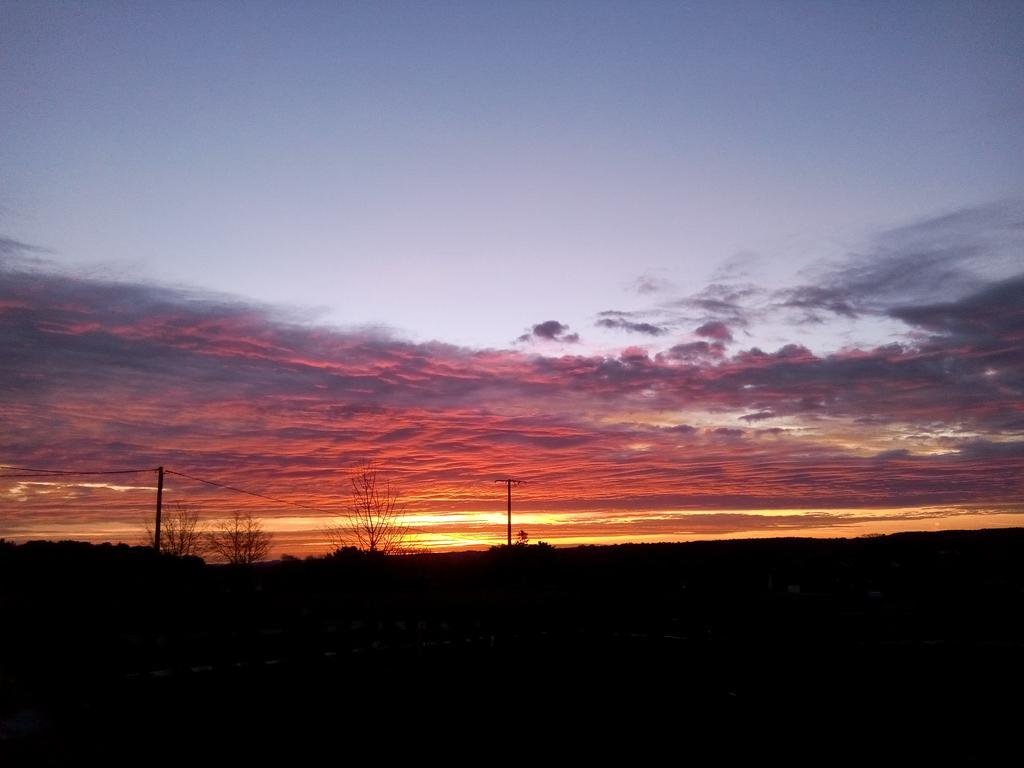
[2,228,1024,550]
[595,316,668,336]
[0,235,51,271]
[662,424,697,434]
[776,285,860,320]
[740,411,776,422]
[0,236,39,256]
[517,320,580,344]
[531,320,569,340]
[629,274,672,295]
[888,273,1024,342]
[668,282,761,328]
[711,251,758,282]
[695,321,734,342]
[641,202,1024,334]
[659,341,726,362]
[776,201,1024,321]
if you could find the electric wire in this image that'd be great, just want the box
[164,468,338,515]
[1,463,478,543]
[0,465,158,476]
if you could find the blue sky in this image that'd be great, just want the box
[2,1,1022,350]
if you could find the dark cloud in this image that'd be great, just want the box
[874,449,912,459]
[888,273,1024,343]
[532,320,569,340]
[644,204,1022,336]
[662,424,697,434]
[740,411,776,422]
[695,321,734,342]
[596,317,668,336]
[0,235,51,271]
[669,282,761,328]
[777,285,859,320]
[518,320,579,343]
[659,341,726,362]
[955,440,1024,460]
[0,236,41,256]
[777,202,1024,321]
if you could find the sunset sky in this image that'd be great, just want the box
[2,2,1023,555]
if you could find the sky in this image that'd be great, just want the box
[1,1,1023,556]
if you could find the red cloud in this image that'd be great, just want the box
[2,265,1023,553]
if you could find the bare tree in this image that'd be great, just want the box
[143,502,209,558]
[325,462,412,555]
[207,510,273,564]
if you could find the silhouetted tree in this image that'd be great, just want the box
[207,510,272,564]
[516,529,529,546]
[326,462,412,554]
[144,502,208,558]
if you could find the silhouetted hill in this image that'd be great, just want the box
[3,529,1023,762]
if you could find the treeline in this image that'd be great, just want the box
[4,530,1024,763]
[4,527,1024,598]
[4,529,1024,657]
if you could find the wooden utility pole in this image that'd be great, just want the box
[154,465,164,553]
[495,478,524,546]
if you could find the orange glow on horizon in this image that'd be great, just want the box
[5,495,1023,559]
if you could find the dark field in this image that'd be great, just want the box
[3,529,1023,762]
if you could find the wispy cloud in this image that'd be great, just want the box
[628,274,672,295]
[595,315,669,336]
[776,202,1024,321]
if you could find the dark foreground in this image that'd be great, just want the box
[3,529,1024,762]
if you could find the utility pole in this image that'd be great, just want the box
[154,465,164,553]
[495,478,524,546]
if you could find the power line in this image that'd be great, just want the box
[0,464,335,514]
[0,463,165,553]
[164,469,337,515]
[165,470,449,543]
[0,465,158,476]
[2,463,356,516]
[167,469,438,539]
[0,473,155,480]
[0,462,451,547]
